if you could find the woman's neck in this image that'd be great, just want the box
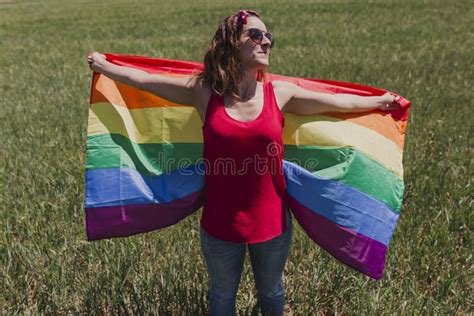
[236,68,260,101]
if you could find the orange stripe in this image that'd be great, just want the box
[91,74,405,150]
[90,72,192,108]
[323,111,406,149]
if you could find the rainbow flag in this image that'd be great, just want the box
[85,53,411,280]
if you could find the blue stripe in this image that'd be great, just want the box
[86,160,398,245]
[283,160,399,246]
[85,164,205,208]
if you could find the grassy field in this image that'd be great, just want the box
[1,0,472,314]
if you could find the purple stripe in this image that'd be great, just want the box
[286,193,387,280]
[85,189,205,241]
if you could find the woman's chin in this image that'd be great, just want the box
[246,59,268,71]
[255,59,269,68]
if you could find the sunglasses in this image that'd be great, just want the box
[245,28,274,48]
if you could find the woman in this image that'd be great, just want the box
[87,9,400,316]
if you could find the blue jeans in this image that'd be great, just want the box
[200,206,293,316]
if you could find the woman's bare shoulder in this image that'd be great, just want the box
[272,80,296,92]
[270,80,295,111]
[190,75,213,120]
[190,75,210,104]
[195,75,212,97]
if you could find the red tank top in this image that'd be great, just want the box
[200,81,288,244]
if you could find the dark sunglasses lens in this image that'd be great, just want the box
[266,33,274,47]
[249,29,263,42]
[249,29,274,47]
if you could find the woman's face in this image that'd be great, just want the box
[238,16,272,71]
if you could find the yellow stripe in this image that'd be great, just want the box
[88,102,203,143]
[88,102,403,177]
[283,113,403,177]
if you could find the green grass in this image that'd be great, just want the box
[1,0,473,314]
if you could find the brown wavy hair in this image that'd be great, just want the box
[196,9,267,99]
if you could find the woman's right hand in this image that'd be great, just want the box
[87,52,106,72]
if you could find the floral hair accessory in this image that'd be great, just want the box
[232,9,260,28]
[238,10,248,24]
[233,9,248,28]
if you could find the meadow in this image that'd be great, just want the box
[1,0,472,314]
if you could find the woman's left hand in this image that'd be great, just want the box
[377,92,402,111]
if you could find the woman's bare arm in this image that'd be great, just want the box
[274,81,400,115]
[87,52,202,108]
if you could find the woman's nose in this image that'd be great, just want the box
[261,36,271,48]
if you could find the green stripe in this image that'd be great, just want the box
[86,133,403,212]
[86,134,203,175]
[284,146,404,212]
